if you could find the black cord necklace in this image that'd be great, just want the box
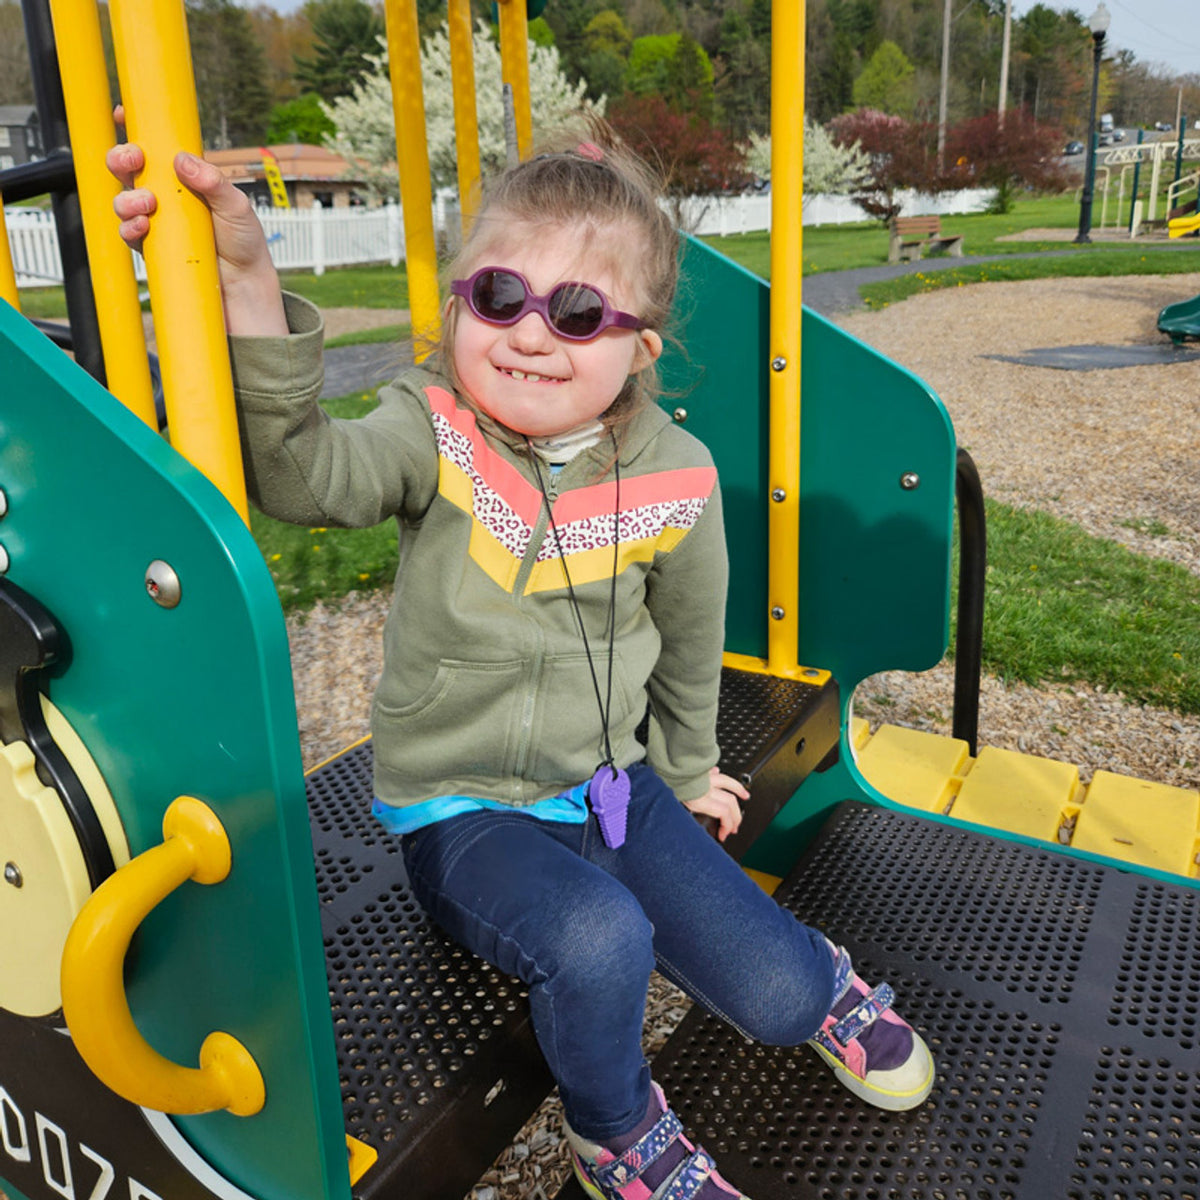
[528,437,630,849]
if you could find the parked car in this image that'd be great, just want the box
[1064,141,1085,156]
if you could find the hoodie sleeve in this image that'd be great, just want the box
[227,292,440,527]
[642,463,728,803]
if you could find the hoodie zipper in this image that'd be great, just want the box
[508,467,557,795]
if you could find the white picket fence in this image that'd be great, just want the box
[6,187,997,290]
[676,186,996,235]
[4,201,406,288]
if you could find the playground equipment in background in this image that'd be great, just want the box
[1167,212,1200,238]
[2,3,1199,1200]
[1158,289,1200,342]
[1101,132,1200,228]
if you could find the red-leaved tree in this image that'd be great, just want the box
[608,92,752,229]
[830,107,1071,221]
[827,109,948,221]
[944,109,1070,211]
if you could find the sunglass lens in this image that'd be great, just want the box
[549,283,605,338]
[473,271,527,322]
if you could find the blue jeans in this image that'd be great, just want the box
[400,763,835,1141]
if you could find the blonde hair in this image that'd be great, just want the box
[430,123,678,445]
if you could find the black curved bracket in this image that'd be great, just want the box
[0,578,116,888]
[953,448,987,756]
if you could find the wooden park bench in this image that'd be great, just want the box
[888,214,965,263]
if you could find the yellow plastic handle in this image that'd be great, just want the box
[61,796,265,1117]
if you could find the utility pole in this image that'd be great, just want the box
[937,0,951,170]
[998,0,1013,124]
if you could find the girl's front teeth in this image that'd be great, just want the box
[506,369,557,383]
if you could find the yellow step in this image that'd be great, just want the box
[952,746,1082,843]
[1071,771,1199,876]
[856,723,969,813]
[854,723,1200,879]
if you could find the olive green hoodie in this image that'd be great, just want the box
[229,295,727,809]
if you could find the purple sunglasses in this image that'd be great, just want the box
[450,267,646,342]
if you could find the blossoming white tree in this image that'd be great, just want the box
[326,20,598,202]
[748,120,871,200]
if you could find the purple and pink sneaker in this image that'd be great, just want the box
[807,941,935,1111]
[565,1082,750,1200]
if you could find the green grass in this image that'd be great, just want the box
[12,286,69,319]
[326,322,411,348]
[973,501,1200,715]
[702,192,1197,279]
[14,263,411,322]
[279,263,409,309]
[859,247,1200,308]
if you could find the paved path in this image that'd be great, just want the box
[802,248,1086,317]
[321,341,413,399]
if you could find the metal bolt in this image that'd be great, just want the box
[0,544,7,574]
[803,667,821,677]
[771,488,786,502]
[900,472,921,490]
[672,407,688,424]
[770,606,785,621]
[771,356,787,372]
[4,862,22,888]
[145,560,182,608]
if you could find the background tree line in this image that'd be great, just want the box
[2,0,1197,205]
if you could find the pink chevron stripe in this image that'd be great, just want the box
[552,466,716,524]
[425,387,544,526]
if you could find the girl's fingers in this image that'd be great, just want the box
[106,141,145,190]
[113,186,155,221]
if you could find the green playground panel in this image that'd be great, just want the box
[1158,290,1200,342]
[660,239,957,876]
[0,302,349,1200]
[661,237,955,689]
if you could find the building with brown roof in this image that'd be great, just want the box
[204,143,368,209]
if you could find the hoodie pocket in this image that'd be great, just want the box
[373,658,526,785]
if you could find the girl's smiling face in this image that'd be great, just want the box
[450,220,662,439]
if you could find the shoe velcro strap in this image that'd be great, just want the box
[831,981,894,1045]
[593,1108,683,1190]
[658,1148,718,1200]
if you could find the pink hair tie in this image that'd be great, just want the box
[576,141,604,162]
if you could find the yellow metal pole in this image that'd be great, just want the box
[0,200,20,310]
[48,0,157,428]
[108,0,249,523]
[766,0,804,675]
[496,0,532,162]
[447,0,481,233]
[384,0,440,354]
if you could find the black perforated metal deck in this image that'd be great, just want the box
[307,741,554,1200]
[557,802,1200,1200]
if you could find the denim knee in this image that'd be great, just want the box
[539,882,656,999]
[674,927,835,1048]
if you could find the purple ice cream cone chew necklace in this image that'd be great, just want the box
[529,438,630,849]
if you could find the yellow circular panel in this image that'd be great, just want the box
[0,737,92,1017]
[0,699,129,1018]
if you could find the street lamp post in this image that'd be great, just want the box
[1075,3,1111,244]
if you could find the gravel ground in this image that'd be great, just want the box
[281,272,1200,1199]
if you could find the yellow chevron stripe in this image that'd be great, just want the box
[440,457,474,514]
[524,529,688,594]
[469,522,523,591]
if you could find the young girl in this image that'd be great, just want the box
[109,127,934,1200]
